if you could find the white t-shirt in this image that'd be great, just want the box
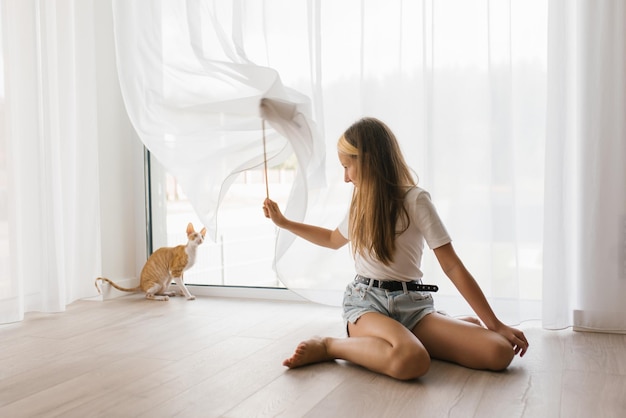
[337,187,451,282]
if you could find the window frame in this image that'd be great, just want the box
[144,149,305,301]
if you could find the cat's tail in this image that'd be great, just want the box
[94,277,141,294]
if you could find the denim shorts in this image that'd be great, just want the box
[342,280,436,335]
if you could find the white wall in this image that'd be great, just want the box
[93,0,147,287]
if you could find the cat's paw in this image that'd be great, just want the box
[187,295,196,301]
[146,294,169,301]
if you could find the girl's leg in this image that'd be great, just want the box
[283,312,431,380]
[412,312,514,371]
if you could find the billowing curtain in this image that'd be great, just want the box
[543,0,626,332]
[112,0,334,303]
[0,0,101,323]
[113,0,547,321]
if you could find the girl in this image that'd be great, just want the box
[263,117,528,380]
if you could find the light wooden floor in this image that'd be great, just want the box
[1,295,625,418]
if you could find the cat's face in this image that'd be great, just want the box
[190,232,204,245]
[186,223,207,245]
[188,226,206,245]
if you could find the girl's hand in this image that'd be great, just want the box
[263,198,288,228]
[493,323,529,357]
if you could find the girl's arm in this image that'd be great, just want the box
[263,198,348,250]
[433,243,529,357]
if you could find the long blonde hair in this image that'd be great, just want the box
[338,117,417,265]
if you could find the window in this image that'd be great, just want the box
[136,0,547,318]
[149,153,295,288]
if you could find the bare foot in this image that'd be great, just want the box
[282,338,332,369]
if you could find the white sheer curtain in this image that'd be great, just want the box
[113,0,547,321]
[2,1,620,332]
[111,0,326,246]
[0,0,101,323]
[543,0,626,332]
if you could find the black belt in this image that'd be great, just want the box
[354,276,438,292]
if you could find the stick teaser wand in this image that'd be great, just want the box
[262,118,269,199]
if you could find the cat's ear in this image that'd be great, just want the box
[186,223,194,235]
[200,227,207,237]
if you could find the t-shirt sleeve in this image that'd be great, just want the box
[413,190,451,249]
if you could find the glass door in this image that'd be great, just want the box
[148,152,295,288]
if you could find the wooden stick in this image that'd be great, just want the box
[262,119,269,199]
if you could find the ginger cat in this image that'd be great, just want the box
[95,223,206,301]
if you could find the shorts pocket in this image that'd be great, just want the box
[408,291,432,302]
[344,283,364,304]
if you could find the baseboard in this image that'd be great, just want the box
[573,309,626,334]
[95,277,140,300]
[188,285,308,302]
[93,282,309,303]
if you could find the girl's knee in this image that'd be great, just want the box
[486,338,515,371]
[388,344,431,380]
